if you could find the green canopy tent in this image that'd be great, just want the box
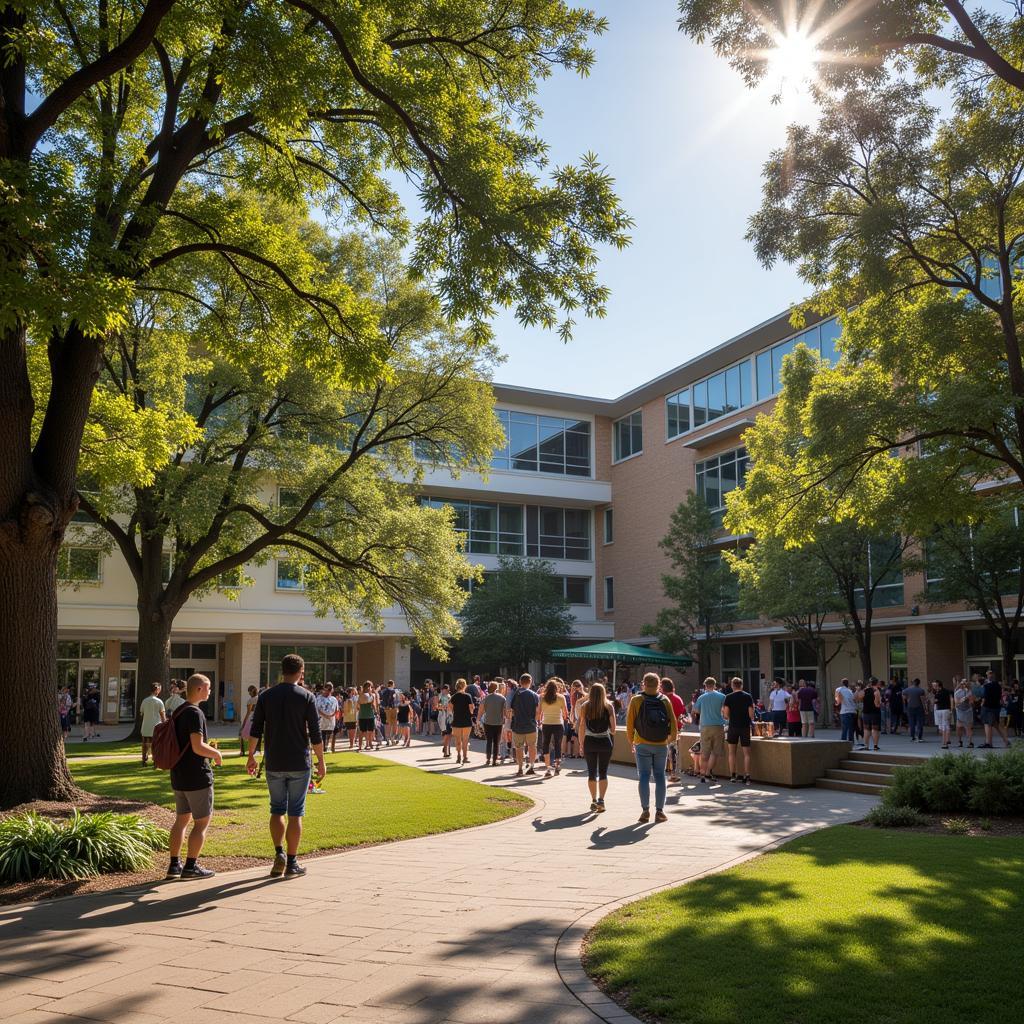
[548,641,692,687]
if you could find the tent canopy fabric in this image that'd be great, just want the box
[548,640,692,667]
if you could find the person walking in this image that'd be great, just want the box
[508,673,540,777]
[357,681,378,752]
[380,679,399,745]
[479,682,506,766]
[835,678,857,743]
[341,687,358,748]
[860,678,882,751]
[953,676,975,747]
[722,677,755,784]
[315,682,339,755]
[423,681,438,736]
[58,686,73,742]
[903,678,926,742]
[165,680,186,714]
[139,682,166,767]
[578,681,616,812]
[538,678,568,778]
[397,691,413,747]
[626,672,677,822]
[81,685,101,740]
[437,683,453,758]
[796,678,818,738]
[450,679,474,765]
[979,672,1010,748]
[693,676,727,783]
[238,684,258,756]
[931,678,953,749]
[167,674,222,880]
[246,653,326,878]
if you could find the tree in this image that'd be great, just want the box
[924,493,1024,684]
[726,536,848,708]
[677,0,1024,94]
[77,226,503,736]
[645,492,737,679]
[0,2,630,805]
[458,556,575,673]
[725,346,920,680]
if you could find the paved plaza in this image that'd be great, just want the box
[0,741,876,1024]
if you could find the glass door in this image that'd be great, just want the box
[80,664,104,725]
[118,670,137,722]
[174,665,217,720]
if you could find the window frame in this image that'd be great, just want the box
[57,546,103,584]
[604,576,615,612]
[603,507,614,545]
[612,409,643,463]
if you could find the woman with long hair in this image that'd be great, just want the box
[479,681,506,766]
[397,691,412,747]
[578,682,616,812]
[357,681,378,752]
[537,677,568,778]
[450,678,474,765]
[342,687,358,748]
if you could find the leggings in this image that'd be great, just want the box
[541,724,563,761]
[483,723,502,760]
[584,742,612,782]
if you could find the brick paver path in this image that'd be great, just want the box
[1,742,876,1024]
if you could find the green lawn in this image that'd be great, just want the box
[71,753,530,856]
[584,826,1024,1024]
[65,740,153,759]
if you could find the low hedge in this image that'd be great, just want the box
[882,750,1024,817]
[0,811,168,883]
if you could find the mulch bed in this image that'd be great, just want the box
[856,814,1024,838]
[0,795,340,907]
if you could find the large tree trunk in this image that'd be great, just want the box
[128,589,174,740]
[0,524,80,808]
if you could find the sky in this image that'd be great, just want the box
[487,0,824,397]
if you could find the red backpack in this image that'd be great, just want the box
[152,705,190,770]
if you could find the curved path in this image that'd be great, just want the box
[0,742,876,1024]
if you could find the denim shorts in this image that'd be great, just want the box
[266,769,312,817]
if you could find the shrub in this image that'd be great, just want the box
[883,751,1024,817]
[865,804,929,828]
[942,817,972,835]
[0,811,168,883]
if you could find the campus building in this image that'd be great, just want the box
[57,307,1010,725]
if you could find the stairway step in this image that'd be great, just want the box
[825,768,894,785]
[838,759,901,775]
[846,751,929,768]
[816,778,887,796]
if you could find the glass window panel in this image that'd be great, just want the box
[693,381,708,427]
[820,318,841,365]
[887,635,908,667]
[120,642,138,663]
[666,389,690,438]
[540,507,563,538]
[720,454,737,495]
[538,416,566,469]
[772,339,796,393]
[509,414,539,471]
[81,641,105,659]
[526,506,539,556]
[190,643,217,660]
[604,577,614,610]
[797,325,820,352]
[326,645,350,661]
[276,560,305,590]
[296,645,326,662]
[171,642,191,659]
[739,360,752,408]
[724,365,741,413]
[565,577,590,604]
[756,351,772,401]
[604,508,613,544]
[564,428,590,474]
[57,641,80,659]
[58,661,79,690]
[706,372,726,421]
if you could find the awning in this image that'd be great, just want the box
[548,641,692,684]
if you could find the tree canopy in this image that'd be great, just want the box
[458,555,575,672]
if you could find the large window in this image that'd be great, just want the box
[604,576,614,611]
[420,498,524,555]
[756,316,842,400]
[491,410,590,477]
[854,537,904,609]
[276,559,307,591]
[526,505,591,560]
[666,361,752,440]
[887,634,908,683]
[603,507,614,544]
[261,643,353,688]
[463,571,590,605]
[721,641,761,694]
[695,447,749,528]
[772,639,818,684]
[58,546,102,583]
[613,410,643,462]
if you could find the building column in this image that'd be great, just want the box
[356,639,411,690]
[103,638,121,725]
[224,632,262,719]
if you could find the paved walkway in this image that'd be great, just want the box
[1,742,876,1024]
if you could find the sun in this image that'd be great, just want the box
[765,28,821,92]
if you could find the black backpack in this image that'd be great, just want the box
[635,694,671,743]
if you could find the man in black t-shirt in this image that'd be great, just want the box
[247,653,325,877]
[167,674,223,880]
[722,677,755,785]
[980,672,1009,748]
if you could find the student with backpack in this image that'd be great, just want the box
[625,672,678,823]
[162,674,223,880]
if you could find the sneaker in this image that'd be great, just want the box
[654,810,668,824]
[729,774,738,783]
[180,864,215,880]
[526,766,535,776]
[699,775,707,784]
[270,852,287,877]
[638,810,651,823]
[285,861,307,877]
[165,862,182,880]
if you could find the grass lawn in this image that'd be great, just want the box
[65,740,152,758]
[584,826,1024,1024]
[70,753,530,856]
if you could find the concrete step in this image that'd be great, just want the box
[846,750,929,768]
[816,778,888,796]
[838,758,903,775]
[825,768,894,786]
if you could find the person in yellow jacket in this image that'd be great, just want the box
[626,672,678,823]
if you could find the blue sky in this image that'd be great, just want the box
[489,0,822,397]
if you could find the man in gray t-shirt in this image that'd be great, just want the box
[903,680,926,742]
[507,674,539,777]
